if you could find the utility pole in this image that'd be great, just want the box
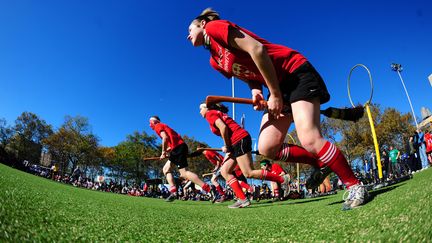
[391,63,419,128]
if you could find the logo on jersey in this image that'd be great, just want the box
[232,63,257,80]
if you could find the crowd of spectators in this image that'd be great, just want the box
[361,129,431,184]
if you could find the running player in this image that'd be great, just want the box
[199,103,290,208]
[188,8,368,209]
[192,144,254,203]
[260,159,287,201]
[149,116,213,202]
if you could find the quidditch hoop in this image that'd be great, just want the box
[347,64,373,107]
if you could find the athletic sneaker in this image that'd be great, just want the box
[342,184,368,210]
[165,193,177,202]
[215,195,226,203]
[209,188,217,203]
[228,199,251,209]
[281,174,291,192]
[306,166,332,190]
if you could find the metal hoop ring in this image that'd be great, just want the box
[347,64,373,107]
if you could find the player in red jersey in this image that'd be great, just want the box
[188,8,368,209]
[424,130,432,164]
[149,116,213,202]
[199,103,290,208]
[194,144,227,202]
[192,144,255,203]
[260,159,287,201]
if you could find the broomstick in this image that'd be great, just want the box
[206,95,364,122]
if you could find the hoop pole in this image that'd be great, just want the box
[365,104,382,179]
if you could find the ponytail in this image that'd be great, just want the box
[209,103,229,113]
[194,8,220,22]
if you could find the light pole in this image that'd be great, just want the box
[391,63,419,128]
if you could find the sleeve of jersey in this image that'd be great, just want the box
[205,20,230,46]
[154,124,165,136]
[205,111,219,126]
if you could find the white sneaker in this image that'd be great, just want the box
[228,199,251,209]
[342,184,368,210]
[281,174,291,197]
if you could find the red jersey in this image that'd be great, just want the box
[202,150,224,166]
[425,132,432,153]
[270,163,285,176]
[204,20,307,85]
[205,110,249,145]
[151,122,184,150]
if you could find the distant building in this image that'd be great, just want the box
[40,151,52,167]
[421,107,432,120]
[419,106,432,130]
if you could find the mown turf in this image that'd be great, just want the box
[1,163,431,242]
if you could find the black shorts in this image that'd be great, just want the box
[265,61,330,114]
[231,135,252,158]
[169,143,189,169]
[234,173,248,183]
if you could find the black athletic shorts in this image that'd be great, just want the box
[169,143,189,169]
[265,61,330,114]
[231,135,252,158]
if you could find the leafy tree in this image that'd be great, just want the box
[7,112,53,164]
[43,115,99,176]
[108,131,159,184]
[0,118,13,147]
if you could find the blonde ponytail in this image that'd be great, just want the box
[194,7,220,22]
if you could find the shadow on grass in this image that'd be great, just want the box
[246,197,330,208]
[286,197,328,205]
[327,182,406,206]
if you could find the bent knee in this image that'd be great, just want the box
[241,170,254,178]
[299,138,325,153]
[258,144,279,159]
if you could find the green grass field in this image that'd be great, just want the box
[1,163,431,242]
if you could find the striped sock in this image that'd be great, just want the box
[200,183,211,193]
[261,170,284,184]
[216,185,225,196]
[275,143,323,167]
[274,188,279,198]
[227,177,246,200]
[238,180,252,192]
[318,141,359,188]
[170,186,177,194]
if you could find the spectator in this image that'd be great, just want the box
[417,129,428,169]
[381,150,390,180]
[50,163,58,179]
[370,152,378,183]
[425,129,432,165]
[388,146,400,178]
[407,136,419,172]
[363,158,371,183]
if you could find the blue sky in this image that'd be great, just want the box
[0,1,431,149]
